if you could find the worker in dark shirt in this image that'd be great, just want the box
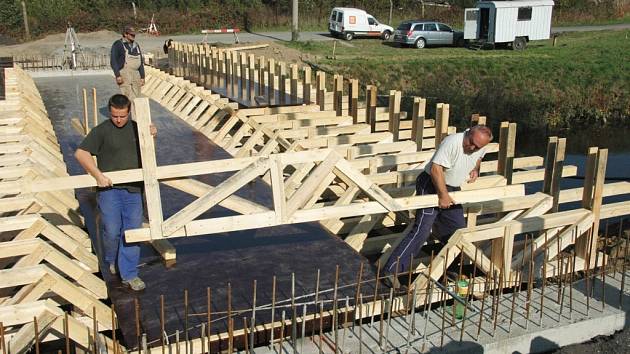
[111,25,145,104]
[74,94,156,291]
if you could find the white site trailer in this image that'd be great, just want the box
[464,0,554,50]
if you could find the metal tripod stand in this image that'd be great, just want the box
[63,23,86,69]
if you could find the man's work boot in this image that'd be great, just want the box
[122,277,146,291]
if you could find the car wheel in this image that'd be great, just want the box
[381,30,391,41]
[344,32,354,41]
[512,37,526,50]
[415,38,426,49]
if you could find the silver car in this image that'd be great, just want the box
[393,20,464,49]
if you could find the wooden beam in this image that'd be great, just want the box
[134,97,164,240]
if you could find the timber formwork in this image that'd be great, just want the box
[0,66,121,353]
[2,41,630,353]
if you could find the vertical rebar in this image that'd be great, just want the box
[251,280,257,353]
[440,253,448,347]
[64,312,70,354]
[175,330,180,354]
[34,316,40,354]
[271,275,277,344]
[385,288,394,351]
[461,248,478,341]
[540,232,549,326]
[93,307,98,354]
[620,225,629,310]
[332,266,340,354]
[301,304,307,353]
[378,295,385,349]
[111,304,118,354]
[279,311,286,354]
[371,260,381,326]
[291,273,297,354]
[313,270,320,336]
[243,317,249,354]
[207,287,212,354]
[358,293,364,354]
[184,289,189,353]
[602,244,608,311]
[228,282,233,354]
[159,296,165,354]
[526,236,535,328]
[421,280,434,352]
[476,268,490,341]
[318,302,324,354]
[134,298,141,352]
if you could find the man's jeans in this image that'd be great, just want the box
[98,188,143,281]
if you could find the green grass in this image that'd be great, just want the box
[284,31,630,129]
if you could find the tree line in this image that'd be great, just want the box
[0,0,625,40]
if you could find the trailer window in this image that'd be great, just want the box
[518,7,532,21]
[466,10,478,21]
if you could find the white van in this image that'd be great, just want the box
[329,7,394,41]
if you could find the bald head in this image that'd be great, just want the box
[463,125,493,154]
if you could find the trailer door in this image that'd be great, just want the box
[464,8,479,40]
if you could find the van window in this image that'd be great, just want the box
[423,23,438,31]
[518,7,532,21]
[330,11,337,21]
[397,23,412,31]
[350,16,357,24]
[368,17,376,25]
[337,12,343,22]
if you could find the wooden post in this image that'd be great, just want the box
[471,113,487,126]
[290,64,299,103]
[388,90,401,142]
[211,47,218,85]
[411,97,426,151]
[248,54,256,100]
[232,51,239,84]
[434,103,449,146]
[92,88,98,127]
[497,122,517,185]
[316,71,326,111]
[82,88,89,134]
[542,137,566,212]
[133,97,164,240]
[278,62,287,104]
[268,58,276,100]
[334,74,343,116]
[240,52,247,94]
[258,56,266,96]
[576,147,608,264]
[303,66,312,104]
[366,85,377,133]
[349,79,359,124]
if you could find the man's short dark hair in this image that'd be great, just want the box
[108,94,131,111]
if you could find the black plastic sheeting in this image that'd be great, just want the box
[35,75,380,351]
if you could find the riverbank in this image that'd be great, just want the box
[285,30,629,130]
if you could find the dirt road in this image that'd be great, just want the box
[1,23,628,57]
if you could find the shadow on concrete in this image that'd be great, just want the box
[427,340,484,353]
[528,336,560,353]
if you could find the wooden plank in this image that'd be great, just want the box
[134,97,164,240]
[160,158,270,236]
